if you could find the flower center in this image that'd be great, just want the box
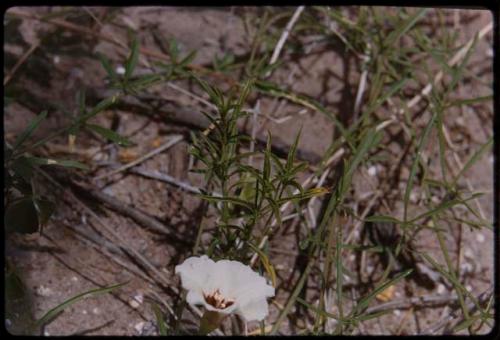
[203,289,235,309]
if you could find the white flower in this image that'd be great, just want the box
[175,255,275,322]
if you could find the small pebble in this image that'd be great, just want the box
[437,283,446,294]
[367,166,377,177]
[129,300,140,309]
[461,262,473,274]
[393,310,401,316]
[409,192,418,203]
[116,66,126,75]
[53,55,60,64]
[466,285,472,292]
[464,248,473,259]
[82,310,88,315]
[36,285,53,297]
[476,233,485,243]
[92,307,100,315]
[134,321,145,334]
[275,264,285,271]
[71,276,78,282]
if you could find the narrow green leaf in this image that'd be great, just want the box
[86,124,133,147]
[97,53,117,81]
[125,36,140,79]
[13,111,48,150]
[355,269,413,313]
[365,215,402,224]
[27,157,89,170]
[151,303,167,335]
[199,194,253,211]
[385,9,428,47]
[35,282,128,329]
[453,137,492,186]
[404,112,436,221]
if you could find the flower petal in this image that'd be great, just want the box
[175,255,215,294]
[186,290,205,306]
[236,297,271,322]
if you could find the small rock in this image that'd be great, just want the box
[367,165,377,177]
[393,310,401,316]
[71,276,78,282]
[53,55,60,64]
[464,248,473,259]
[476,233,485,243]
[134,293,144,304]
[461,262,473,274]
[116,66,126,75]
[82,310,88,315]
[465,285,472,292]
[92,307,100,315]
[129,300,140,309]
[134,321,145,334]
[36,285,53,297]
[410,192,418,203]
[437,283,446,294]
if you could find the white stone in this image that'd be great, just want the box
[410,192,418,203]
[133,293,144,304]
[116,66,126,75]
[71,276,78,282]
[461,262,473,274]
[129,299,140,309]
[464,248,473,259]
[437,283,446,294]
[476,233,485,243]
[134,321,145,334]
[367,166,377,177]
[393,309,401,316]
[53,55,60,64]
[82,310,88,315]
[36,285,53,297]
[92,307,100,315]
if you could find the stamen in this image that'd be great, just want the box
[203,289,235,309]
